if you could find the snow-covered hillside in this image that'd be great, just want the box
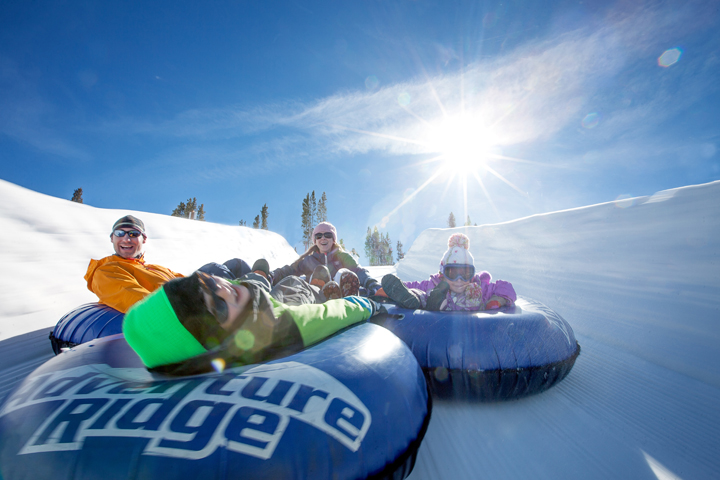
[0,179,718,479]
[0,179,298,341]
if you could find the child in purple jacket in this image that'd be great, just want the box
[380,233,516,311]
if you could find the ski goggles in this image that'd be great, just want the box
[197,272,229,325]
[315,232,334,240]
[443,264,475,282]
[112,229,144,238]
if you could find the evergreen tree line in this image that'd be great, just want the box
[301,191,328,249]
[239,204,269,230]
[364,226,404,266]
[447,212,477,227]
[172,197,206,220]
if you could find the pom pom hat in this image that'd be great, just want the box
[439,233,475,271]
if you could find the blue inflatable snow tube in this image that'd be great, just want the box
[372,296,580,401]
[49,303,124,354]
[1,323,431,480]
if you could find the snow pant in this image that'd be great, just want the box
[271,275,326,305]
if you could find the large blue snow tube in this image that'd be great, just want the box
[372,296,580,401]
[1,323,431,480]
[49,303,124,354]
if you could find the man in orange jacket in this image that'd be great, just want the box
[84,215,185,313]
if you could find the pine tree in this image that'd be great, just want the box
[464,215,472,226]
[71,188,83,203]
[364,227,373,265]
[396,240,405,262]
[338,238,345,250]
[171,202,187,217]
[171,197,204,219]
[252,215,260,229]
[317,192,327,223]
[384,233,394,265]
[261,204,269,230]
[301,194,312,249]
[239,219,247,226]
[186,198,198,218]
[380,233,388,265]
[372,227,381,266]
[448,212,456,228]
[310,191,317,229]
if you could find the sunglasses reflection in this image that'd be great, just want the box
[197,272,229,324]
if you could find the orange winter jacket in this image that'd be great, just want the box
[84,254,184,313]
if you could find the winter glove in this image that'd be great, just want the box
[485,295,507,310]
[364,280,381,297]
[345,295,385,318]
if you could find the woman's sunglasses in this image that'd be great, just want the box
[196,272,229,324]
[315,232,334,240]
[113,229,143,238]
[443,265,475,282]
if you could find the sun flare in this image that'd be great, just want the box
[427,115,495,172]
[325,96,532,228]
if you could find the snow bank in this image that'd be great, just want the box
[398,181,720,387]
[0,179,298,340]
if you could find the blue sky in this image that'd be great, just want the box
[1,0,718,262]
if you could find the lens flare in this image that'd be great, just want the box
[658,48,682,67]
[365,75,379,90]
[211,358,226,373]
[234,329,255,350]
[398,92,411,106]
[582,112,601,129]
[614,194,635,209]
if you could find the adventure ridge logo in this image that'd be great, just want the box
[0,362,371,460]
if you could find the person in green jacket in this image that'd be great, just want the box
[123,271,383,375]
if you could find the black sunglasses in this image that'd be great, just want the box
[315,232,334,240]
[113,229,143,238]
[196,272,229,324]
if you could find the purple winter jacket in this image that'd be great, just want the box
[405,271,517,311]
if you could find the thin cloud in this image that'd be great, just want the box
[118,2,706,173]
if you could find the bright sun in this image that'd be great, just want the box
[325,106,529,228]
[427,115,494,171]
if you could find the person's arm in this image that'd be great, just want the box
[484,280,517,308]
[270,261,300,286]
[271,247,318,285]
[278,296,374,347]
[90,264,154,313]
[405,274,441,293]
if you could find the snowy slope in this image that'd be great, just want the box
[0,179,719,479]
[399,182,720,388]
[0,179,298,341]
[400,182,720,480]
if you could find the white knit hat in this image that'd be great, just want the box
[313,222,337,242]
[439,233,475,270]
